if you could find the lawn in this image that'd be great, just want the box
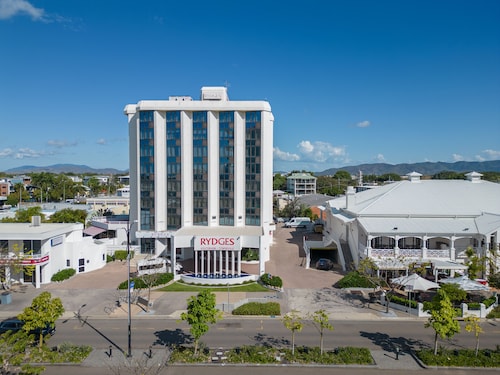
[157,281,270,292]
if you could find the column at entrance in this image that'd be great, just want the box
[194,250,198,275]
[35,264,41,289]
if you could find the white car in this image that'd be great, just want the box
[165,258,183,273]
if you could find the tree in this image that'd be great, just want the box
[0,206,45,223]
[424,289,460,355]
[49,208,88,224]
[464,315,483,357]
[18,291,65,348]
[309,309,333,355]
[282,310,303,357]
[0,243,35,289]
[180,290,222,356]
[0,330,43,374]
[465,247,485,280]
[273,173,287,190]
[439,283,467,306]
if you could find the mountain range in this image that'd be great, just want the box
[3,164,127,175]
[316,160,500,176]
[3,160,500,176]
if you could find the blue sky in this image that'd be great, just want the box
[1,0,499,173]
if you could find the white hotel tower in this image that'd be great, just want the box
[124,87,275,282]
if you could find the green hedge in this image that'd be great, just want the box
[118,272,173,289]
[260,273,283,288]
[389,294,418,309]
[416,348,500,367]
[232,302,280,316]
[51,268,76,282]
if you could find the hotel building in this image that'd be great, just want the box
[124,87,275,281]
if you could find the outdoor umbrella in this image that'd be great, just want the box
[391,273,440,292]
[439,276,490,291]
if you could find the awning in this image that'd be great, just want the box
[431,260,468,271]
[83,226,106,237]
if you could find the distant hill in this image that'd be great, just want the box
[4,164,127,175]
[317,160,500,176]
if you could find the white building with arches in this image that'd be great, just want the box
[322,171,500,279]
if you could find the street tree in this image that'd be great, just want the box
[464,315,483,357]
[0,330,43,375]
[180,290,222,356]
[18,291,65,348]
[424,289,460,355]
[309,309,334,355]
[282,310,303,356]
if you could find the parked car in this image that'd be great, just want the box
[284,217,311,228]
[316,258,333,271]
[0,318,24,334]
[0,318,55,336]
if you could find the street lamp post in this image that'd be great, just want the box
[125,220,137,358]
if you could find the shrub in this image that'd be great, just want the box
[487,305,500,319]
[483,297,497,308]
[389,294,417,309]
[241,248,259,261]
[232,302,280,316]
[51,268,76,282]
[416,348,500,367]
[468,302,481,310]
[260,273,283,288]
[114,250,134,261]
[118,272,173,289]
[106,255,114,263]
[488,272,500,289]
[336,271,375,288]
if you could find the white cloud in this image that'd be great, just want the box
[47,139,77,148]
[452,153,464,161]
[356,120,371,128]
[14,147,42,159]
[481,149,500,160]
[0,148,14,157]
[0,0,45,20]
[273,147,300,161]
[297,140,345,163]
[374,154,385,162]
[96,138,107,145]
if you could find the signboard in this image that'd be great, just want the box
[20,255,49,265]
[136,231,172,239]
[195,236,241,251]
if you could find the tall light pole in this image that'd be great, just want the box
[125,219,137,358]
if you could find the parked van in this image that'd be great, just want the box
[284,217,311,228]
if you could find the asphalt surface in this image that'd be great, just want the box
[0,225,424,371]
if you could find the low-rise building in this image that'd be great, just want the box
[0,217,107,288]
[320,171,500,279]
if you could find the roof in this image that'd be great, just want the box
[0,222,83,240]
[83,226,107,237]
[328,178,500,218]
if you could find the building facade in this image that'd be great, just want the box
[286,173,317,196]
[0,219,107,288]
[320,172,500,280]
[124,87,275,278]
